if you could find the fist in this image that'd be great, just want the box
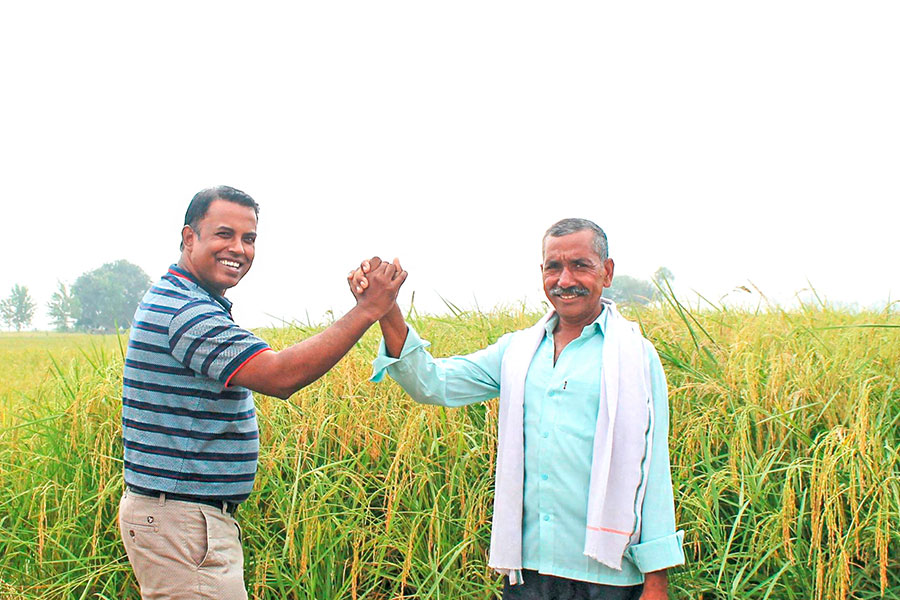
[347,256,383,298]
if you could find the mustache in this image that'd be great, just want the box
[549,286,590,297]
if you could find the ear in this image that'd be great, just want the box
[602,258,615,288]
[181,225,196,251]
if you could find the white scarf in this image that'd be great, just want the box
[488,298,654,583]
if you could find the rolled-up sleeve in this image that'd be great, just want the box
[624,344,686,573]
[371,327,430,382]
[370,325,511,408]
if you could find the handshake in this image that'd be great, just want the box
[346,256,407,322]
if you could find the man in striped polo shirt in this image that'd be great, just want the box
[119,186,406,599]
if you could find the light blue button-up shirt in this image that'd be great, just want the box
[372,310,684,585]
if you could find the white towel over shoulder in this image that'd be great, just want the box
[488,298,653,583]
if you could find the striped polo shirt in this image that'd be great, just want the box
[121,265,271,502]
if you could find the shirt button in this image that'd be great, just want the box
[541,474,548,481]
[543,515,550,522]
[542,432,549,439]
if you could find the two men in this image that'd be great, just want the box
[120,191,683,599]
[354,218,684,599]
[119,186,406,599]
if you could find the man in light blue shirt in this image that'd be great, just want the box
[352,218,684,600]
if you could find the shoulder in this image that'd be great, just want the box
[165,292,238,348]
[140,272,204,313]
[173,297,228,319]
[501,319,546,347]
[641,337,661,360]
[130,277,196,334]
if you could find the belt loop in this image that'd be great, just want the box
[158,492,166,506]
[221,500,228,515]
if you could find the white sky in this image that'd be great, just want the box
[3,2,898,330]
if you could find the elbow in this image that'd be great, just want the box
[250,377,299,400]
[271,376,317,400]
[273,378,307,400]
[272,388,294,401]
[247,384,293,400]
[409,390,449,407]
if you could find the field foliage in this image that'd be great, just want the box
[0,295,898,599]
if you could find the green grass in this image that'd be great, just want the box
[0,297,898,599]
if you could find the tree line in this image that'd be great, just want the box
[2,261,674,332]
[605,266,674,306]
[1,260,151,332]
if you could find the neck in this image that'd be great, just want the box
[556,304,603,334]
[176,257,226,297]
[175,256,196,281]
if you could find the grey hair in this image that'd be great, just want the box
[543,218,608,261]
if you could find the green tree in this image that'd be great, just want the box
[606,275,657,306]
[653,266,674,286]
[0,284,37,331]
[72,260,151,332]
[47,281,78,331]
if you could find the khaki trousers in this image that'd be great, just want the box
[119,489,247,600]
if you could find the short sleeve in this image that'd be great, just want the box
[168,300,270,385]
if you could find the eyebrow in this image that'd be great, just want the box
[212,225,257,235]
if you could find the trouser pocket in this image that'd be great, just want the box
[197,505,240,569]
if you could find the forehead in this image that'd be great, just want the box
[198,199,258,230]
[542,230,599,260]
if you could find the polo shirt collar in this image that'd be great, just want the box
[167,264,233,312]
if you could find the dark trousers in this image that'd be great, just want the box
[502,570,642,600]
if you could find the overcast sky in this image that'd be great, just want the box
[3,2,898,330]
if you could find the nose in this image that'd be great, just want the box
[228,238,245,256]
[557,265,576,287]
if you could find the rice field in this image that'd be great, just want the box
[0,294,898,599]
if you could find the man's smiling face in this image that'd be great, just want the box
[180,199,257,296]
[541,229,614,328]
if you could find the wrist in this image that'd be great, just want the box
[642,569,668,598]
[352,303,382,326]
[380,303,403,324]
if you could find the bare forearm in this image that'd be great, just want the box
[233,258,407,398]
[232,305,377,398]
[280,305,378,388]
[380,303,409,358]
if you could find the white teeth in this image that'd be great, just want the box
[220,260,240,268]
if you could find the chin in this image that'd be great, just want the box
[551,303,578,317]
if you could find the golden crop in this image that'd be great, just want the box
[1,297,897,599]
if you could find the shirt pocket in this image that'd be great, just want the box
[554,379,600,443]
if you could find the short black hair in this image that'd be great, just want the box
[181,186,259,250]
[543,218,608,261]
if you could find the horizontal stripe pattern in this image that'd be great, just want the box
[123,397,256,421]
[124,439,258,462]
[122,265,270,502]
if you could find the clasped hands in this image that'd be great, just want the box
[347,256,406,321]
